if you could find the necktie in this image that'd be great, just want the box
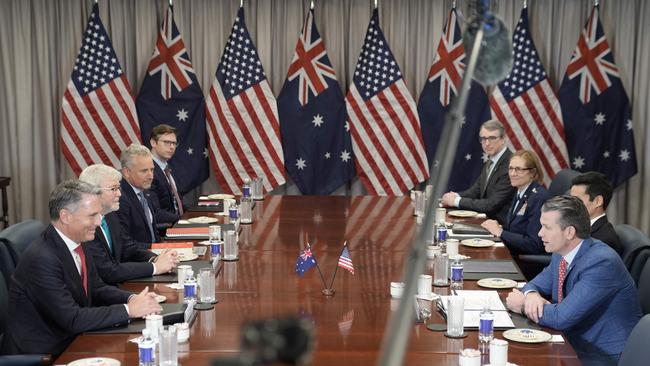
[100,218,113,254]
[510,194,521,219]
[482,159,494,195]
[74,246,88,295]
[557,258,568,303]
[138,191,156,242]
[164,167,184,216]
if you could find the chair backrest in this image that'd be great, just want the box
[0,219,45,260]
[0,240,16,290]
[616,224,650,270]
[630,248,650,287]
[547,169,581,197]
[0,270,8,345]
[638,259,650,315]
[618,314,650,366]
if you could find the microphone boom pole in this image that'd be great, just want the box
[377,22,487,366]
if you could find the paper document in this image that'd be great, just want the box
[440,290,515,328]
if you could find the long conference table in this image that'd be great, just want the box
[56,196,580,365]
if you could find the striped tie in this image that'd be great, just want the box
[557,258,568,303]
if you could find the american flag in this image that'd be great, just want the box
[277,9,355,194]
[337,245,355,275]
[346,9,429,195]
[136,6,209,193]
[295,247,317,277]
[417,8,491,192]
[559,5,637,187]
[489,8,569,186]
[205,7,286,195]
[60,4,141,174]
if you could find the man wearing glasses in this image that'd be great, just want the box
[441,119,515,225]
[149,124,183,225]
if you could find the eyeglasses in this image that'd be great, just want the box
[159,139,178,147]
[508,167,533,174]
[100,186,121,193]
[478,136,503,144]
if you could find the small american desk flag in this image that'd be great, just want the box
[61,4,141,174]
[338,245,355,275]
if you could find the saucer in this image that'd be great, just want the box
[67,357,121,366]
[448,210,478,218]
[461,238,495,247]
[503,328,552,343]
[155,294,167,303]
[207,193,235,200]
[188,216,219,224]
[448,254,470,261]
[178,253,199,262]
[416,292,440,301]
[477,278,518,289]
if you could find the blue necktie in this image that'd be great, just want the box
[138,192,156,242]
[100,218,113,254]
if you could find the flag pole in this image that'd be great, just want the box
[328,241,347,289]
[308,243,332,295]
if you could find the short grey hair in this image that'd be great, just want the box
[49,180,101,220]
[481,119,506,137]
[541,195,591,239]
[120,143,152,170]
[79,164,122,187]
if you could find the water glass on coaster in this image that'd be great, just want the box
[176,265,192,288]
[252,177,264,200]
[413,191,425,217]
[446,239,460,257]
[489,339,509,366]
[158,325,178,366]
[434,252,449,286]
[223,230,238,261]
[446,296,465,337]
[198,268,216,304]
[417,274,432,297]
[145,314,163,342]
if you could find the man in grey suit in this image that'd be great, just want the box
[441,119,515,225]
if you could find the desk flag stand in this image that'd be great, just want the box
[324,241,355,296]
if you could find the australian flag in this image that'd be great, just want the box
[295,247,317,277]
[278,9,355,195]
[417,8,491,192]
[559,5,637,187]
[136,6,209,194]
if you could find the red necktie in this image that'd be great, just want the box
[74,246,88,295]
[164,167,184,216]
[557,258,568,303]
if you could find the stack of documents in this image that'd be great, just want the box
[439,290,515,328]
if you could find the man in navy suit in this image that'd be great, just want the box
[570,171,622,255]
[441,120,516,225]
[506,195,641,364]
[116,144,160,250]
[1,180,162,357]
[148,124,183,225]
[79,164,179,285]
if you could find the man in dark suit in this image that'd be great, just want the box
[1,180,162,357]
[79,164,179,285]
[506,196,641,364]
[570,171,622,255]
[441,119,515,225]
[148,124,183,225]
[116,144,160,250]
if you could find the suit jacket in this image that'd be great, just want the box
[84,212,156,285]
[591,215,623,256]
[150,162,181,225]
[522,238,642,360]
[116,179,160,250]
[458,148,516,225]
[501,182,547,255]
[1,225,131,357]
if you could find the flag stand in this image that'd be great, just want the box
[308,243,331,295]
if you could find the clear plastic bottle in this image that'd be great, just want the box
[183,270,197,303]
[240,181,253,224]
[450,259,463,290]
[138,328,155,366]
[436,221,448,251]
[478,305,495,352]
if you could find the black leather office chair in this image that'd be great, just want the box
[616,224,650,272]
[547,169,581,197]
[637,259,650,315]
[0,219,44,260]
[618,315,650,366]
[0,240,16,289]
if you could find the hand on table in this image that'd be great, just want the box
[154,249,180,274]
[127,287,162,318]
[441,192,459,207]
[481,219,503,237]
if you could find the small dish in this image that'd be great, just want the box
[178,253,199,262]
[187,216,219,224]
[460,238,495,248]
[67,358,121,366]
[477,278,518,289]
[416,292,440,301]
[502,328,552,343]
[448,210,478,218]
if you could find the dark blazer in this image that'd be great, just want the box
[150,162,181,225]
[116,179,160,250]
[1,225,131,357]
[84,212,156,285]
[458,148,516,225]
[591,215,623,256]
[501,182,548,255]
[522,238,641,361]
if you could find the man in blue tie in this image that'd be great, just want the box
[505,195,641,364]
[79,164,179,285]
[115,144,161,249]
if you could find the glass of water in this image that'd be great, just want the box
[199,267,216,303]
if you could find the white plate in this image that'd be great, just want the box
[461,238,495,248]
[502,328,553,343]
[416,292,440,301]
[67,358,121,366]
[448,254,471,261]
[187,216,219,224]
[177,219,191,225]
[155,294,167,303]
[197,240,212,245]
[477,278,518,289]
[448,210,478,218]
[208,193,235,200]
[178,253,199,262]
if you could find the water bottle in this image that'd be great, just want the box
[228,205,240,231]
[436,221,448,251]
[478,305,495,352]
[183,270,197,303]
[138,328,155,366]
[450,259,463,290]
[240,181,253,224]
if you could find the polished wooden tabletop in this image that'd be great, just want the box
[56,196,579,365]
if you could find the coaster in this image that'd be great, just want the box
[444,331,468,338]
[222,257,239,262]
[426,323,447,332]
[194,303,215,310]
